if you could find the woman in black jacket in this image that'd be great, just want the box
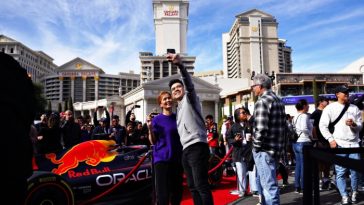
[227,107,252,197]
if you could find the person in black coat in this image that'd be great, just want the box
[226,107,251,197]
[0,52,36,205]
[61,110,81,149]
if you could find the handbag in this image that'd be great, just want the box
[292,114,302,142]
[328,103,349,134]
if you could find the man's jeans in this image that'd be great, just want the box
[335,151,360,197]
[292,142,312,189]
[253,150,280,205]
[182,142,213,205]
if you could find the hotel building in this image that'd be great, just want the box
[0,34,57,82]
[222,9,292,80]
[42,57,140,103]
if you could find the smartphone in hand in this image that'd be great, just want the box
[167,48,175,54]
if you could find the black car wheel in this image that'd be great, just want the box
[208,154,223,186]
[25,172,74,205]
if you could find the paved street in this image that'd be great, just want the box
[229,169,364,205]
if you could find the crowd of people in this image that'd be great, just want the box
[31,106,152,156]
[6,48,364,205]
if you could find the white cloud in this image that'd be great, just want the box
[190,37,222,71]
[1,0,364,75]
[289,8,364,34]
[264,0,337,17]
[0,0,154,74]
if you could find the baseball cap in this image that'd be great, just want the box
[317,96,328,102]
[334,85,352,94]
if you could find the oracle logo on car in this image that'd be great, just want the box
[96,169,152,186]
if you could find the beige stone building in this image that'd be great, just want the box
[222,9,292,81]
[0,34,57,82]
[42,58,140,109]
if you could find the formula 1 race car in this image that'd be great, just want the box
[25,140,223,205]
[26,140,153,205]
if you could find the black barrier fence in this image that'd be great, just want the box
[303,146,364,205]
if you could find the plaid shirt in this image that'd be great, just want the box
[253,90,286,158]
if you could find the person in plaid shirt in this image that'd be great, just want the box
[251,74,286,205]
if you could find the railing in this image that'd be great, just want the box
[303,146,364,205]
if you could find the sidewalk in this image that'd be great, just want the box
[229,171,364,205]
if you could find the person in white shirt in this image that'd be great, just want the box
[221,116,233,154]
[292,99,313,194]
[319,85,362,205]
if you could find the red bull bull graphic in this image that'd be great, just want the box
[46,140,118,175]
[27,143,153,204]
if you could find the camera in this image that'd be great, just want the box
[167,48,175,54]
[150,112,159,118]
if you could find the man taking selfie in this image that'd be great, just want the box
[167,53,213,205]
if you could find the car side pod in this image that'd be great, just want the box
[25,171,74,205]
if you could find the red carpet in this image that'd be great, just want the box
[181,176,239,205]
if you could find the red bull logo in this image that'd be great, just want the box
[46,140,118,175]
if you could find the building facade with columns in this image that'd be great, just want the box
[222,9,292,81]
[0,34,57,82]
[73,74,221,125]
[42,57,140,105]
[140,0,195,83]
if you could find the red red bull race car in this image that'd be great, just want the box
[25,140,223,205]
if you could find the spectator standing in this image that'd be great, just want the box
[205,114,219,155]
[292,99,313,194]
[77,116,92,142]
[109,115,126,145]
[125,105,140,128]
[310,96,331,190]
[135,121,150,146]
[148,91,183,205]
[168,53,213,205]
[61,110,81,149]
[1,52,36,204]
[91,117,111,140]
[221,116,233,156]
[285,114,296,166]
[125,122,139,145]
[35,114,48,133]
[251,74,286,205]
[319,85,362,205]
[226,107,250,197]
[37,113,63,154]
[93,106,110,128]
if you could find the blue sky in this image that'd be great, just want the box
[1,0,363,74]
